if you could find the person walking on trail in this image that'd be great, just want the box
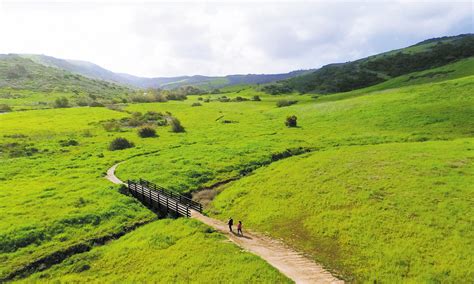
[237,221,243,236]
[228,217,234,232]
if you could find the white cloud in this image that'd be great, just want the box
[0,1,472,77]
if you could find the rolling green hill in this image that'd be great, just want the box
[17,54,312,90]
[0,55,130,96]
[272,33,474,94]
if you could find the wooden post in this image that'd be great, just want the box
[157,192,161,211]
[148,186,152,207]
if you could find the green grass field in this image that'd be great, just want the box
[1,57,473,282]
[20,219,289,283]
[210,139,474,282]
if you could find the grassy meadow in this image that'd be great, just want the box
[0,57,473,281]
[210,139,474,282]
[20,219,289,283]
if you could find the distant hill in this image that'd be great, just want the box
[17,54,313,90]
[4,34,472,94]
[0,55,131,96]
[273,33,474,94]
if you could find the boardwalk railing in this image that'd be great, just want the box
[127,179,203,218]
[137,179,203,212]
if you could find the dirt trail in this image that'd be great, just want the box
[106,163,343,284]
[106,163,124,185]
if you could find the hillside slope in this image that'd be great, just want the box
[0,55,130,96]
[279,33,474,94]
[19,54,312,90]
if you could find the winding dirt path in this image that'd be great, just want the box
[106,163,343,284]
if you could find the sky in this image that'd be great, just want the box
[0,0,472,77]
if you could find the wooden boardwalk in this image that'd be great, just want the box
[127,179,202,217]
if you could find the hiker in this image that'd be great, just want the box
[228,217,234,232]
[237,221,243,236]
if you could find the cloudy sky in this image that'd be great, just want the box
[0,0,472,77]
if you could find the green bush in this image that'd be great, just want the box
[54,97,69,108]
[262,84,293,95]
[191,102,202,107]
[138,126,157,138]
[169,117,185,133]
[218,96,230,102]
[89,101,104,107]
[233,96,248,102]
[108,137,134,151]
[103,121,121,132]
[59,139,79,147]
[0,104,12,113]
[76,98,90,107]
[276,100,297,107]
[285,115,297,127]
[252,95,261,101]
[118,184,130,196]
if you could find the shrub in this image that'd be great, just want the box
[285,115,297,127]
[106,104,125,112]
[276,100,297,107]
[82,130,93,137]
[203,98,210,103]
[1,142,39,158]
[197,97,203,101]
[165,93,187,101]
[169,117,185,133]
[252,95,261,101]
[59,139,79,147]
[76,98,89,107]
[191,102,202,107]
[54,97,69,108]
[234,96,248,102]
[118,184,129,195]
[103,121,121,132]
[108,137,134,151]
[89,101,104,107]
[262,84,293,95]
[0,104,12,113]
[138,126,157,138]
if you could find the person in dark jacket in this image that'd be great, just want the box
[228,217,234,232]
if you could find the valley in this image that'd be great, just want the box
[0,34,473,283]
